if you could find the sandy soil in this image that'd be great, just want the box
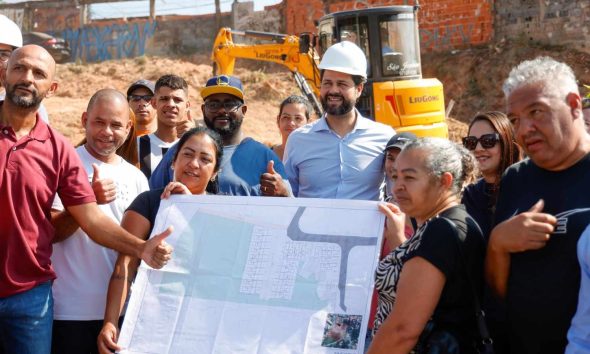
[42,40,590,147]
[43,54,468,146]
[45,55,303,146]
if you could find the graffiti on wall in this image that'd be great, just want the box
[53,21,157,62]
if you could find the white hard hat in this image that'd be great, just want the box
[0,15,23,48]
[318,41,367,78]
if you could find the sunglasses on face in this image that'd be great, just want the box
[128,95,153,102]
[204,101,242,112]
[462,133,500,150]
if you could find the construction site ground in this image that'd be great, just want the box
[47,40,590,147]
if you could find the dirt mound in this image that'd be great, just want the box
[46,40,590,146]
[423,39,590,122]
[46,55,302,146]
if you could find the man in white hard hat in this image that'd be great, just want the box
[0,14,50,123]
[283,41,394,200]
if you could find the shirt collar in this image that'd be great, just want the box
[311,108,370,133]
[28,115,51,141]
[0,106,51,142]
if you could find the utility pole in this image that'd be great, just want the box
[215,0,221,30]
[149,0,155,20]
[79,4,88,26]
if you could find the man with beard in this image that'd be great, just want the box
[138,74,190,179]
[49,89,148,354]
[283,41,394,200]
[0,45,172,354]
[149,75,290,196]
[0,14,49,124]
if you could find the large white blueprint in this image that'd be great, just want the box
[118,195,384,354]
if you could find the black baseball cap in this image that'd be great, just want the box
[127,79,155,97]
[385,132,417,151]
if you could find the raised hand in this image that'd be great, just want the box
[260,160,288,197]
[92,163,117,204]
[490,199,557,253]
[379,202,407,251]
[140,226,174,269]
[160,181,192,200]
[176,110,196,138]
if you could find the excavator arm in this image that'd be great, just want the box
[211,27,323,116]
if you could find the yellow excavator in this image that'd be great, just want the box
[211,5,448,137]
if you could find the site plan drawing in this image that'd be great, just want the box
[118,196,384,354]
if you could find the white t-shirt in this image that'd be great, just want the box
[137,133,177,179]
[51,145,149,321]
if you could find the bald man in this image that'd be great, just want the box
[0,15,50,123]
[49,89,149,354]
[0,45,172,354]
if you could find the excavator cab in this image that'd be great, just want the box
[318,6,448,137]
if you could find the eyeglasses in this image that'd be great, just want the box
[0,50,12,62]
[462,133,500,151]
[204,101,242,112]
[583,97,590,110]
[128,95,153,102]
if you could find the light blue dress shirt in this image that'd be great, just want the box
[566,224,590,354]
[283,111,394,200]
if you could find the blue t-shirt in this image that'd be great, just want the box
[149,137,288,196]
[566,225,590,354]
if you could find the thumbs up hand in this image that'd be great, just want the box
[141,226,174,269]
[176,110,196,138]
[91,163,117,205]
[489,199,557,254]
[260,160,288,197]
[267,160,277,175]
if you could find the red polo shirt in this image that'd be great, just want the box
[0,115,95,297]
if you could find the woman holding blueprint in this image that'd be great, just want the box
[368,138,487,354]
[97,127,223,354]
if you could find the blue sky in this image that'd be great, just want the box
[89,0,282,19]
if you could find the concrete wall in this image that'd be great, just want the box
[495,0,590,52]
[3,0,590,62]
[144,14,232,57]
[0,1,281,63]
[33,6,81,30]
[233,2,283,34]
[284,0,494,52]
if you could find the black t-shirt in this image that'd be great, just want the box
[495,154,590,354]
[127,188,164,235]
[374,206,485,351]
[462,178,496,240]
[406,206,485,343]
